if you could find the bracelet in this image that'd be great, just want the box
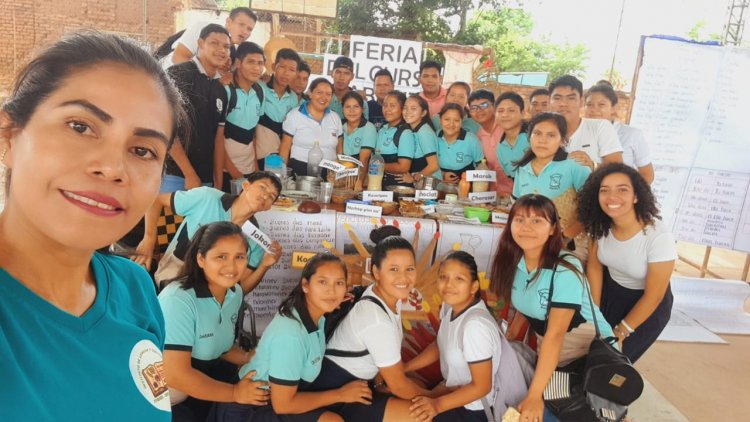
[620,320,635,334]
[615,325,630,339]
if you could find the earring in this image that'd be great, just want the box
[0,148,6,162]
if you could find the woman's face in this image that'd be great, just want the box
[373,248,416,302]
[382,95,403,125]
[437,259,479,310]
[598,172,637,220]
[529,120,563,161]
[440,109,463,139]
[496,99,523,131]
[584,92,615,121]
[304,261,348,315]
[197,235,248,289]
[1,63,172,251]
[402,97,426,127]
[342,97,363,125]
[446,87,468,108]
[510,208,555,253]
[309,83,333,111]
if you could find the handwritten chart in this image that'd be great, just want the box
[631,37,750,252]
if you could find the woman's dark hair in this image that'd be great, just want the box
[442,250,481,298]
[278,253,348,319]
[246,170,282,196]
[371,235,414,269]
[405,94,436,131]
[438,102,465,120]
[383,90,407,126]
[585,83,619,106]
[577,163,661,239]
[173,221,249,291]
[298,60,311,75]
[447,82,471,114]
[490,194,584,302]
[309,77,333,93]
[370,225,401,244]
[341,91,366,126]
[496,91,525,112]
[514,112,568,169]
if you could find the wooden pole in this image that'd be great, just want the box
[700,246,712,278]
[742,254,750,282]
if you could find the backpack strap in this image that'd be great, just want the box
[393,124,407,147]
[325,295,389,358]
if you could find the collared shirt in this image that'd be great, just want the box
[567,118,623,164]
[221,83,264,174]
[511,254,613,338]
[410,121,439,174]
[420,86,448,117]
[367,99,386,129]
[169,186,265,269]
[432,115,480,135]
[613,121,651,169]
[496,131,530,178]
[0,253,170,420]
[512,158,590,200]
[166,59,227,183]
[239,306,326,386]
[477,122,513,195]
[374,122,416,164]
[343,119,378,158]
[282,102,343,163]
[259,76,299,130]
[160,281,242,361]
[436,129,485,175]
[330,87,370,121]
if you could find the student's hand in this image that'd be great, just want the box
[410,396,439,422]
[337,380,372,405]
[232,370,270,405]
[184,174,202,190]
[443,172,458,183]
[569,151,594,170]
[395,172,415,183]
[261,241,283,269]
[518,393,544,422]
[131,237,156,271]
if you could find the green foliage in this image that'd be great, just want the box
[218,0,250,11]
[334,0,451,43]
[686,19,722,42]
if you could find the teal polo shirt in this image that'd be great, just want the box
[432,115,480,135]
[411,121,438,174]
[374,122,416,164]
[511,254,614,338]
[239,306,325,386]
[222,82,263,144]
[0,254,170,420]
[330,88,370,121]
[512,158,591,200]
[496,131,530,178]
[259,76,299,135]
[436,129,485,174]
[170,186,264,269]
[343,119,378,159]
[159,281,242,361]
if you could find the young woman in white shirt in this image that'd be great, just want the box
[578,163,675,362]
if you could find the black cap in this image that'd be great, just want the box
[333,56,354,71]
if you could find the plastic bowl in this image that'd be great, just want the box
[463,206,491,223]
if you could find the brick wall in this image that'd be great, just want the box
[0,0,184,97]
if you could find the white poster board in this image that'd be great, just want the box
[334,213,438,261]
[250,210,337,332]
[435,221,504,277]
[629,37,750,252]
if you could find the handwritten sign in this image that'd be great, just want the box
[492,212,509,224]
[319,159,347,173]
[338,154,363,167]
[466,170,497,182]
[363,191,394,201]
[420,204,436,214]
[346,202,383,218]
[415,190,439,200]
[291,251,318,269]
[335,168,359,180]
[468,191,497,204]
[241,221,274,252]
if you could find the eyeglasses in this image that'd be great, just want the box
[469,102,492,112]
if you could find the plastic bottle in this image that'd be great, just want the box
[472,159,490,193]
[264,154,285,179]
[458,172,470,200]
[306,141,323,177]
[367,149,385,191]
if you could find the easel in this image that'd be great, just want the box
[678,245,750,283]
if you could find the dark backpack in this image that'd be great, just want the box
[224,82,265,118]
[235,296,259,352]
[392,123,409,147]
[153,30,186,60]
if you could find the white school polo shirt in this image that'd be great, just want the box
[597,220,676,290]
[282,102,343,163]
[437,300,501,411]
[567,118,623,164]
[325,285,403,380]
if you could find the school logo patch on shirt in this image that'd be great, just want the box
[130,339,171,411]
[384,136,393,146]
[538,288,550,308]
[456,152,465,163]
[354,136,361,147]
[549,173,562,190]
[216,98,224,113]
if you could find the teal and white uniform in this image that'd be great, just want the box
[342,119,378,159]
[512,158,591,200]
[0,254,170,420]
[436,129,485,177]
[496,131,530,179]
[410,121,439,175]
[330,88,370,121]
[257,77,299,161]
[432,114,480,135]
[221,82,264,174]
[168,187,265,269]
[374,122,416,187]
[239,306,325,386]
[511,253,614,339]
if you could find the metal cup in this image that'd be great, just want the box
[319,182,333,204]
